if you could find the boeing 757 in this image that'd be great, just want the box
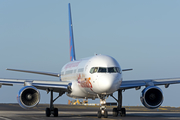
[1,3,180,118]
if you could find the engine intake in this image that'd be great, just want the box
[17,86,40,109]
[140,86,163,109]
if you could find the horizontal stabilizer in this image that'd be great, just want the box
[122,69,133,72]
[6,68,60,77]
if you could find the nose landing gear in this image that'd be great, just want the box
[97,95,108,118]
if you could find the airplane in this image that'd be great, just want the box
[1,3,180,118]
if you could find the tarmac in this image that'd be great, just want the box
[0,104,180,120]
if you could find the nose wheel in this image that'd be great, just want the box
[97,110,108,118]
[97,96,108,118]
[104,110,108,118]
[97,110,101,118]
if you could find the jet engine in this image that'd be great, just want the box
[140,86,163,109]
[17,86,40,109]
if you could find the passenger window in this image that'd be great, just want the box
[73,69,77,73]
[78,68,84,73]
[98,67,107,73]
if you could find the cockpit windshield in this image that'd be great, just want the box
[108,67,117,73]
[98,67,107,73]
[90,67,121,74]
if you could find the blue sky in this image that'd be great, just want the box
[0,0,180,107]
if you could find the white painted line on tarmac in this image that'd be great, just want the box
[168,118,180,120]
[31,117,40,119]
[127,112,180,114]
[0,116,11,120]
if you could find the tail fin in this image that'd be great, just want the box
[68,3,76,61]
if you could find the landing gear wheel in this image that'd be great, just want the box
[120,108,126,117]
[53,108,58,117]
[46,108,51,117]
[113,108,118,117]
[97,110,102,118]
[104,110,108,118]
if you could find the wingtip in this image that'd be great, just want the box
[6,68,12,71]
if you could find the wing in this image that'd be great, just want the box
[0,78,70,93]
[120,78,180,90]
[122,68,133,71]
[6,68,60,77]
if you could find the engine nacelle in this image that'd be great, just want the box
[17,86,40,109]
[140,86,163,109]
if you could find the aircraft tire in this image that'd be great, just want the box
[97,110,102,118]
[54,108,58,117]
[112,108,118,117]
[46,108,51,117]
[104,110,108,118]
[120,108,126,117]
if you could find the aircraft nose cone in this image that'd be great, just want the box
[98,75,114,93]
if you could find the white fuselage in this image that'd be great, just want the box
[60,55,122,99]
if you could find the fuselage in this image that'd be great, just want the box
[60,54,122,99]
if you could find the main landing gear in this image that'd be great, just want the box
[111,90,126,117]
[45,90,64,117]
[97,95,108,118]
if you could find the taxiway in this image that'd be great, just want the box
[0,104,180,120]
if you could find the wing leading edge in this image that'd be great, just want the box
[120,77,180,90]
[0,78,70,93]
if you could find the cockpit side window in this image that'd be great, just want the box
[98,67,107,73]
[116,67,121,73]
[90,67,94,74]
[90,67,99,74]
[93,67,98,73]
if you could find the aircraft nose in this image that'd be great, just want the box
[97,75,117,94]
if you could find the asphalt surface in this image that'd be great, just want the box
[0,104,180,120]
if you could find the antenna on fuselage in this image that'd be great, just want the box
[68,3,76,61]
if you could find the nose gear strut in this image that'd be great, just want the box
[97,94,108,118]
